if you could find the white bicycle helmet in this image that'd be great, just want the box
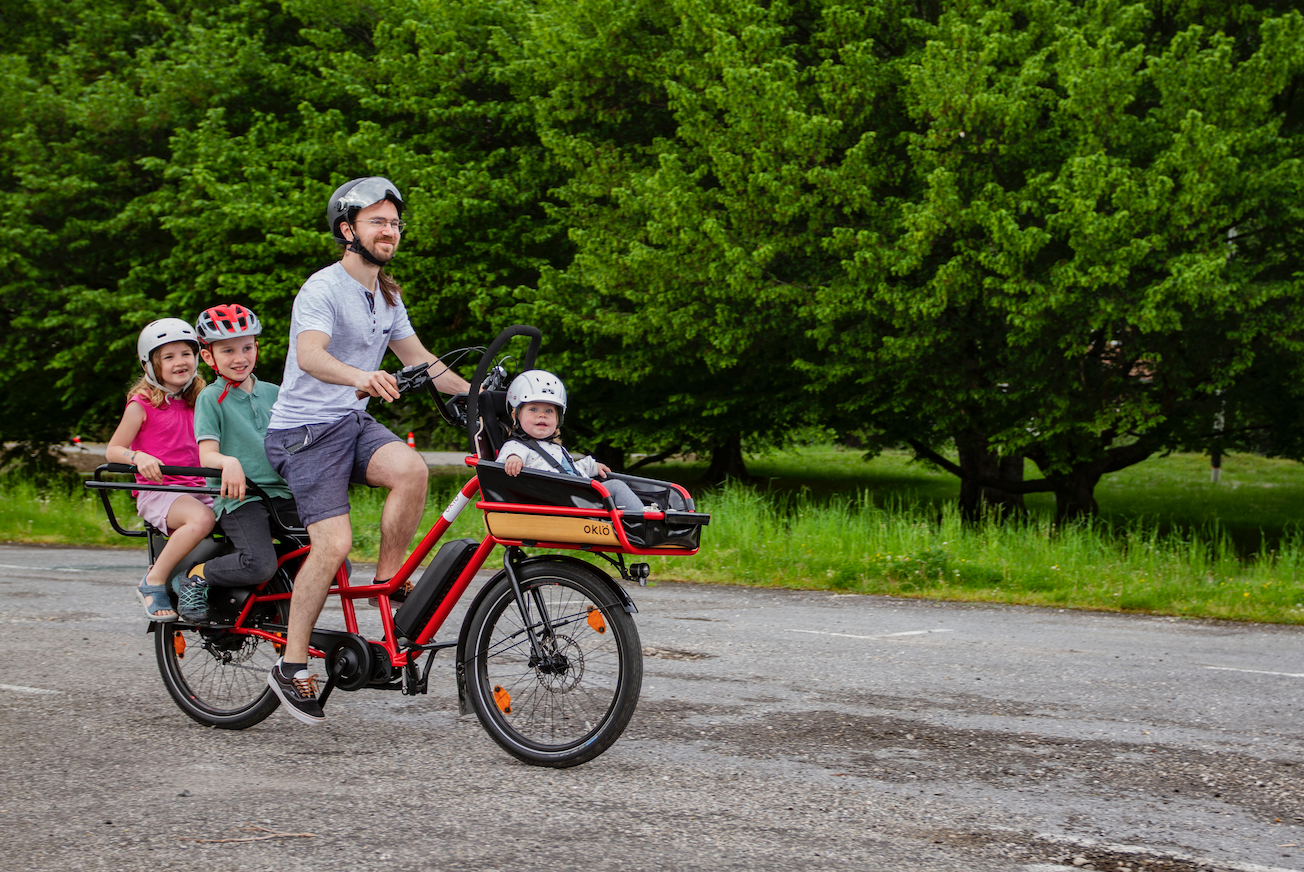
[137,318,200,392]
[506,370,568,419]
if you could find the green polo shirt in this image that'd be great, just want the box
[194,376,294,519]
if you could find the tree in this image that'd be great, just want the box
[516,0,919,480]
[0,0,559,453]
[812,0,1304,520]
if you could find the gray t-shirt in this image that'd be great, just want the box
[268,261,417,429]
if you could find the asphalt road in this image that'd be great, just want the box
[0,544,1300,872]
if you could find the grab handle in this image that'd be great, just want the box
[466,324,541,453]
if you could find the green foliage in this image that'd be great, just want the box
[517,0,913,473]
[3,0,1304,516]
[0,0,555,449]
[815,0,1304,518]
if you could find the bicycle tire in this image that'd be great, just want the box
[155,586,288,730]
[464,562,642,767]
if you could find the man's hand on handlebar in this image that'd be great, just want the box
[354,369,403,402]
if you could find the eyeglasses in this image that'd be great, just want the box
[363,218,406,233]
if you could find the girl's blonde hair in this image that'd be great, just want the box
[127,345,206,408]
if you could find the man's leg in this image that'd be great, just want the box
[283,513,352,664]
[364,442,429,580]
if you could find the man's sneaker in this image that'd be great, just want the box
[267,660,325,725]
[176,563,210,624]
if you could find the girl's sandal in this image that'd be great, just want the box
[136,575,179,623]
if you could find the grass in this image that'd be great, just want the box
[4,447,1304,623]
[641,482,1304,624]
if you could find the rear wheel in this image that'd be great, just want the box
[464,562,641,767]
[155,584,288,729]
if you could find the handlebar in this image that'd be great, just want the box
[376,324,544,453]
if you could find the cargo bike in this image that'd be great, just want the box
[87,325,709,767]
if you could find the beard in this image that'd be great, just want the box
[362,239,395,265]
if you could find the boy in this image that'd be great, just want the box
[177,304,297,622]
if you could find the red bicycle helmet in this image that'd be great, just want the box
[196,304,262,403]
[196,304,262,346]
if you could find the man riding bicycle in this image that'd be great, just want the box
[264,176,469,724]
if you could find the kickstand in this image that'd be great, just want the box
[402,658,422,696]
[317,673,337,709]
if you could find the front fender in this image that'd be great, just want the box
[454,555,637,715]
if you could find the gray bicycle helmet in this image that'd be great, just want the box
[327,176,405,244]
[137,318,200,392]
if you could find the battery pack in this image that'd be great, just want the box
[392,538,481,641]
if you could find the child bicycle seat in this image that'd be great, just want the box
[472,390,512,460]
[475,460,707,552]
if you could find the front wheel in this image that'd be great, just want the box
[463,562,642,767]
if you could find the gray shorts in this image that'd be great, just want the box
[264,411,403,527]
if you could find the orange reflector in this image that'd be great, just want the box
[587,605,606,634]
[493,685,512,714]
[173,632,186,659]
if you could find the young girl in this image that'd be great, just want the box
[107,318,216,621]
[498,370,650,511]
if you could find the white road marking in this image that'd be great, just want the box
[0,684,60,695]
[0,564,84,572]
[1204,665,1304,678]
[786,628,954,641]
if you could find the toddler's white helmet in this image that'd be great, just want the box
[137,318,200,392]
[506,370,567,418]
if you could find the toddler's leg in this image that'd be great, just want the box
[600,479,648,511]
[142,496,215,615]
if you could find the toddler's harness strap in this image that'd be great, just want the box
[519,438,582,477]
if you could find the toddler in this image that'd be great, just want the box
[498,370,649,511]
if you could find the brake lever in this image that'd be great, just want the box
[483,364,509,392]
[396,362,432,394]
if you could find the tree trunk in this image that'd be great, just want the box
[1049,467,1102,523]
[703,434,748,485]
[955,438,1026,523]
[591,441,625,473]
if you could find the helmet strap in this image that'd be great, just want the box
[346,219,390,268]
[202,340,256,404]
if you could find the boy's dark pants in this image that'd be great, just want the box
[203,497,299,587]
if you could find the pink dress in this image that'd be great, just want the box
[128,394,205,495]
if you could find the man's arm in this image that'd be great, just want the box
[298,329,402,401]
[389,334,471,394]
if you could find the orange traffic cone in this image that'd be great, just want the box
[407,431,416,448]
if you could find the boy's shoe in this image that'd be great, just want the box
[176,563,210,624]
[267,660,325,726]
